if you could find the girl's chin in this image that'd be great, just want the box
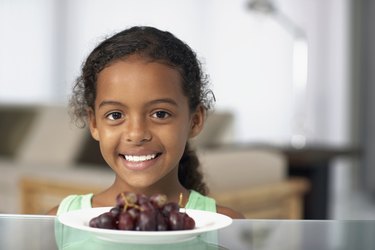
[114,173,159,190]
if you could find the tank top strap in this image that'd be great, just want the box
[185,190,217,212]
[56,193,93,215]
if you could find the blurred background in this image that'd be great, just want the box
[0,0,374,219]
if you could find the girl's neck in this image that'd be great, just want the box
[92,175,189,207]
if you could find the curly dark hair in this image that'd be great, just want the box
[70,26,215,195]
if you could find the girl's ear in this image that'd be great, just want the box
[88,108,100,141]
[189,105,205,138]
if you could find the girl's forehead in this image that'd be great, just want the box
[98,57,182,85]
[100,55,180,81]
[95,59,188,107]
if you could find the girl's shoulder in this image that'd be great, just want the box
[216,204,245,219]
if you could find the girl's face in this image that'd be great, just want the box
[88,56,204,191]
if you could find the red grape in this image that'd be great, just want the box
[127,207,140,220]
[136,210,156,231]
[161,202,180,217]
[168,211,184,230]
[96,212,117,229]
[116,192,137,207]
[89,216,99,228]
[109,206,121,217]
[89,192,196,231]
[150,193,167,208]
[183,213,195,230]
[118,212,134,230]
[156,211,168,231]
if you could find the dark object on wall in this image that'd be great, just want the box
[0,106,37,159]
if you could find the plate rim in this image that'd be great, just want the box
[58,206,232,241]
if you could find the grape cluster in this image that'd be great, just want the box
[89,192,195,231]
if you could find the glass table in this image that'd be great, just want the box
[1,213,374,250]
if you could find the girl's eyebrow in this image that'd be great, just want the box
[98,100,126,109]
[98,98,179,109]
[147,98,179,107]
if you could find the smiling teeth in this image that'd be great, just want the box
[124,154,156,162]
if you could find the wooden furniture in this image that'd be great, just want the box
[19,176,309,218]
[19,177,104,214]
[211,178,310,219]
[199,148,310,219]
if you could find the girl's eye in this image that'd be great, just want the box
[106,112,123,121]
[152,111,170,119]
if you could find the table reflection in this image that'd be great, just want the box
[1,214,375,250]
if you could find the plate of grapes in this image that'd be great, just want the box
[58,192,232,244]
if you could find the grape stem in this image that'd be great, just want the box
[120,192,140,212]
[178,192,183,207]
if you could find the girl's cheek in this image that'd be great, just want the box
[99,128,120,144]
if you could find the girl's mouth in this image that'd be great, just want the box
[120,153,161,162]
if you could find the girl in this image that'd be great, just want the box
[48,26,243,219]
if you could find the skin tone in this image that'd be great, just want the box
[48,55,244,219]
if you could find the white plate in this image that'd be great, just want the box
[58,207,232,244]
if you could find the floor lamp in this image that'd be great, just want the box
[247,0,309,148]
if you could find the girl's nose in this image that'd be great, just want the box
[123,117,152,144]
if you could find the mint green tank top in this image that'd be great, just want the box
[56,190,216,215]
